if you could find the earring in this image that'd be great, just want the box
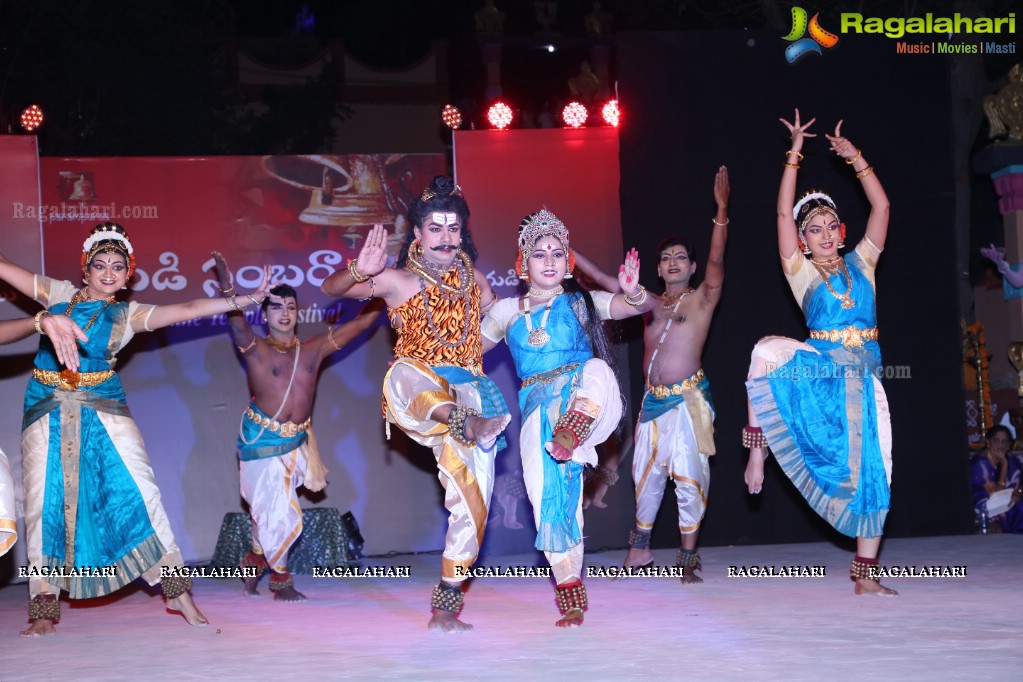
[801,241,811,255]
[563,272,573,280]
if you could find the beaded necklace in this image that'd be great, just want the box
[809,256,855,309]
[523,295,558,347]
[266,336,299,354]
[65,289,116,334]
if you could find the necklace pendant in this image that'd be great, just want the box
[841,297,855,309]
[527,328,551,347]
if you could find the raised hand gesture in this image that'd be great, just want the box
[780,108,816,153]
[713,165,730,210]
[825,120,859,161]
[356,224,389,278]
[617,248,642,296]
[211,251,233,292]
[41,315,87,372]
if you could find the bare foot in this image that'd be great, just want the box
[166,592,209,626]
[854,578,898,596]
[556,609,584,628]
[19,619,56,637]
[428,610,473,632]
[273,585,308,602]
[745,447,767,494]
[242,574,261,597]
[466,414,511,451]
[583,481,609,509]
[622,547,654,569]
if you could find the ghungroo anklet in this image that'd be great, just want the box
[675,549,702,571]
[742,425,768,449]
[590,464,619,487]
[447,404,482,447]
[850,556,879,582]
[269,571,294,591]
[553,409,596,450]
[240,551,268,577]
[161,575,193,600]
[628,528,651,550]
[28,594,60,622]
[431,581,464,614]
[554,580,589,616]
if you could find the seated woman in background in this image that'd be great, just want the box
[971,425,1023,533]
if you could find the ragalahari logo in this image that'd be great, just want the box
[783,7,839,63]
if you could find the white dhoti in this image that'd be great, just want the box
[383,358,500,583]
[239,446,309,573]
[520,358,622,584]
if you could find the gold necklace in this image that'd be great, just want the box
[810,258,855,309]
[266,336,299,354]
[65,289,117,334]
[406,242,473,296]
[661,288,694,311]
[527,285,564,299]
[523,295,557,347]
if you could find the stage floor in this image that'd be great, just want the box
[2,533,1018,681]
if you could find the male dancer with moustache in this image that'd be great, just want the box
[322,176,511,632]
[214,254,381,601]
[579,167,729,582]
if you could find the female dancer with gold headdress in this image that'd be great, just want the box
[743,111,896,595]
[0,222,270,635]
[481,210,654,626]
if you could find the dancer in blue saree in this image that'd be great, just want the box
[743,111,897,596]
[482,210,653,626]
[0,222,271,635]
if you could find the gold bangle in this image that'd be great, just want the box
[785,150,804,161]
[784,162,800,170]
[348,259,370,283]
[226,294,241,311]
[355,277,376,302]
[712,217,729,226]
[219,284,235,295]
[855,166,874,179]
[34,309,51,335]
[845,149,862,165]
[236,336,257,354]
[624,285,647,306]
[327,326,343,351]
[246,294,263,307]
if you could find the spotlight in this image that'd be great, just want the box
[487,102,513,130]
[561,101,587,128]
[20,105,44,132]
[441,104,463,130]
[601,100,620,127]
[546,44,556,53]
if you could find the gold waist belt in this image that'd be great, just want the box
[245,407,310,439]
[32,368,115,391]
[521,362,581,389]
[647,368,705,399]
[808,326,878,348]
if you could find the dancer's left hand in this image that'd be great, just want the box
[825,120,859,161]
[617,248,641,296]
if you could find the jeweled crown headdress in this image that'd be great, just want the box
[81,222,136,277]
[518,209,570,254]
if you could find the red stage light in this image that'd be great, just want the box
[601,100,620,127]
[441,104,463,130]
[562,102,587,128]
[487,102,513,130]
[20,104,44,132]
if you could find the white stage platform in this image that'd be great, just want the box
[2,533,1018,681]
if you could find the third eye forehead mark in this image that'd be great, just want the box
[429,212,459,227]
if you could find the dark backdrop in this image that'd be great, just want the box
[615,30,972,548]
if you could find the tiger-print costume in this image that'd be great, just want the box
[388,267,483,370]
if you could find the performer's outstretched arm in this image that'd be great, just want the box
[211,251,257,352]
[607,248,656,319]
[319,300,384,358]
[321,224,400,301]
[777,108,817,260]
[144,263,271,331]
[826,121,889,250]
[701,165,729,308]
[571,250,621,293]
